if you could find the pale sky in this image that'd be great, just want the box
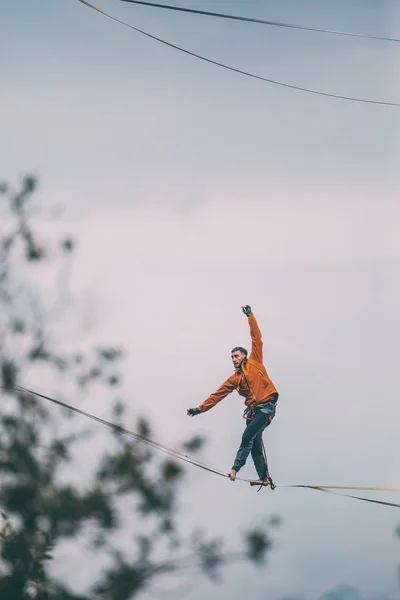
[1,1,400,599]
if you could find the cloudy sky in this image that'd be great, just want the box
[1,0,400,598]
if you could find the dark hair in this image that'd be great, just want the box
[231,346,248,356]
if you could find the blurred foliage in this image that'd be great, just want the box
[182,435,206,453]
[0,176,280,599]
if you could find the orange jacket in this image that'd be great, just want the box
[198,312,278,413]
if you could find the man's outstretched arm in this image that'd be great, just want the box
[187,375,237,416]
[242,305,263,364]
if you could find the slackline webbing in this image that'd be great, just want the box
[1,385,399,509]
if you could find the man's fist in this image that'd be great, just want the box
[187,408,201,416]
[241,305,252,316]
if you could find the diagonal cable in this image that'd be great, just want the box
[121,0,400,44]
[76,0,400,106]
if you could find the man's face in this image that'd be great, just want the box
[231,350,246,370]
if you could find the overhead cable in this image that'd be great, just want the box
[121,0,400,44]
[76,1,400,106]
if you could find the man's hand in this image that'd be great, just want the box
[186,408,201,416]
[241,305,252,316]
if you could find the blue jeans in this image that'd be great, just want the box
[232,400,277,478]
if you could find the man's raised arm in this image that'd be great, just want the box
[242,305,263,364]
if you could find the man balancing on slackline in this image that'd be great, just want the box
[187,305,278,485]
